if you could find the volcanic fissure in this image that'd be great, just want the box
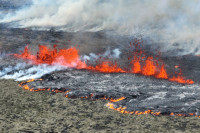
[9,41,200,118]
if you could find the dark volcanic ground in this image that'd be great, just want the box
[23,68,200,115]
[1,25,200,132]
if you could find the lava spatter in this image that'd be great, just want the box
[87,61,126,73]
[14,44,194,84]
[14,45,87,69]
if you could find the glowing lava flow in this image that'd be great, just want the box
[14,45,87,69]
[19,79,199,118]
[128,40,194,84]
[169,73,194,84]
[87,61,125,73]
[131,57,141,74]
[142,57,156,76]
[14,44,194,84]
[19,79,46,92]
[156,64,168,79]
[105,96,200,118]
[106,96,161,115]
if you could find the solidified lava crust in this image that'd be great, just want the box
[19,69,200,116]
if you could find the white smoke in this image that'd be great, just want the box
[0,47,120,81]
[0,63,66,81]
[1,0,200,55]
[81,48,121,61]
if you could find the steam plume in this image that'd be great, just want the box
[0,63,65,81]
[1,0,200,55]
[81,48,121,61]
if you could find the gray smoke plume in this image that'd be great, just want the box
[1,0,200,55]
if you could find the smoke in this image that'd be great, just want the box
[0,49,121,81]
[1,0,200,55]
[0,63,66,81]
[81,48,121,61]
[0,47,122,81]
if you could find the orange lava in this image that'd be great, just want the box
[131,58,141,74]
[105,96,200,117]
[106,96,161,115]
[109,96,125,102]
[19,81,199,118]
[14,45,87,69]
[129,41,193,84]
[19,79,46,92]
[87,61,125,73]
[14,44,194,84]
[156,64,168,79]
[169,72,194,84]
[142,57,156,76]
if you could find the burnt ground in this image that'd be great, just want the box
[1,26,200,132]
[1,79,200,133]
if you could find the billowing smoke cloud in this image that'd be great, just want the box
[1,0,200,55]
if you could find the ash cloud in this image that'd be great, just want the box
[1,0,200,55]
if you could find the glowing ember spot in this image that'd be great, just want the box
[142,57,156,76]
[156,64,168,79]
[110,96,125,102]
[29,88,46,92]
[106,102,162,115]
[175,65,179,68]
[87,61,125,73]
[79,94,94,99]
[23,85,30,90]
[26,79,41,83]
[151,112,161,116]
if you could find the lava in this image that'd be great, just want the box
[131,57,141,74]
[169,73,194,84]
[19,79,199,118]
[14,44,194,84]
[156,64,168,79]
[87,61,125,73]
[106,97,161,115]
[142,57,156,76]
[128,40,192,84]
[105,96,200,118]
[14,45,87,69]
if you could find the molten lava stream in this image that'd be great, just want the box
[19,79,198,117]
[105,96,200,117]
[131,57,141,74]
[142,57,156,76]
[169,73,194,84]
[87,61,126,73]
[14,45,194,84]
[14,45,87,69]
[130,54,193,84]
[155,64,168,79]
